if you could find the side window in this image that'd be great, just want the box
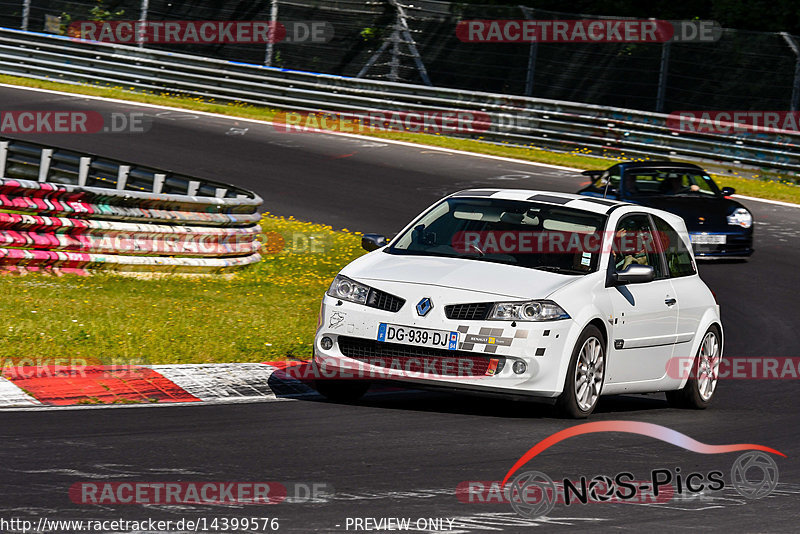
[594,169,620,194]
[612,215,665,279]
[653,216,696,277]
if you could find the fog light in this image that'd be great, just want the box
[320,336,334,350]
[512,360,527,375]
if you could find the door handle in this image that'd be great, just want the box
[665,298,677,306]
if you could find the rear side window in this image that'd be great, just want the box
[653,216,696,277]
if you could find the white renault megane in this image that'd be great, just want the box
[313,189,722,417]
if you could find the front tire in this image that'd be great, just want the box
[666,325,721,409]
[556,325,606,418]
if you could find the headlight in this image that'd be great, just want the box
[327,275,371,304]
[727,208,752,228]
[488,300,570,321]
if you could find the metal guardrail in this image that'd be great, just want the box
[0,27,798,177]
[0,136,264,274]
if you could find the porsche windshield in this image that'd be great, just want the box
[387,197,607,274]
[621,169,721,197]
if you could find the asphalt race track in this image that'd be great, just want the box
[2,85,800,532]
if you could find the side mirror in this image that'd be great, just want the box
[613,264,655,285]
[361,234,388,252]
[581,170,603,177]
[720,186,735,196]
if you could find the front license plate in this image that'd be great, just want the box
[377,323,459,350]
[690,233,726,245]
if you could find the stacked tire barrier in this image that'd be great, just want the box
[0,137,263,274]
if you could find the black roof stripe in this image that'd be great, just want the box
[451,190,499,197]
[576,197,619,207]
[526,194,573,205]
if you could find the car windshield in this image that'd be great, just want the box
[620,169,721,197]
[387,197,607,274]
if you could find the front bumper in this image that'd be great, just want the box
[690,230,754,258]
[313,290,579,398]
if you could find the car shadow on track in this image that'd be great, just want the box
[299,386,671,419]
[266,365,673,419]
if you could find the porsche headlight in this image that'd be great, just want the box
[727,208,752,228]
[327,275,371,304]
[489,300,570,321]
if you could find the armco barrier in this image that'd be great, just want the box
[1,27,799,176]
[0,137,263,274]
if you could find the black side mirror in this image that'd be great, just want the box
[581,170,603,177]
[613,264,655,285]
[362,234,388,252]
[720,187,736,196]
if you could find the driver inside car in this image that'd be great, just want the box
[614,221,649,270]
[660,175,701,194]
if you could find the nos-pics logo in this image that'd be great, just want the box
[501,421,783,519]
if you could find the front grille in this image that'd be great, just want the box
[445,303,491,320]
[366,288,404,312]
[337,336,504,377]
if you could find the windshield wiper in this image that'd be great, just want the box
[533,265,582,275]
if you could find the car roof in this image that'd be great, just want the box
[445,189,688,232]
[447,189,624,214]
[618,161,705,171]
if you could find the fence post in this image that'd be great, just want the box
[138,0,149,48]
[780,32,800,112]
[521,7,537,97]
[117,165,130,190]
[656,41,671,113]
[21,0,30,30]
[38,149,53,182]
[357,0,431,85]
[78,157,91,186]
[153,173,165,194]
[0,142,8,178]
[265,0,278,66]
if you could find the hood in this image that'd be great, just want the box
[635,195,743,230]
[341,251,580,300]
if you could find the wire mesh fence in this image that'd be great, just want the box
[2,0,799,113]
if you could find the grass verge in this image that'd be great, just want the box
[2,74,798,203]
[0,214,364,365]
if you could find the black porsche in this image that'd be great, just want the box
[578,161,754,258]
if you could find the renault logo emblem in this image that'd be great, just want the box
[416,297,433,317]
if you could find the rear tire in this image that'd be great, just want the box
[666,325,721,409]
[556,325,606,419]
[313,379,370,402]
